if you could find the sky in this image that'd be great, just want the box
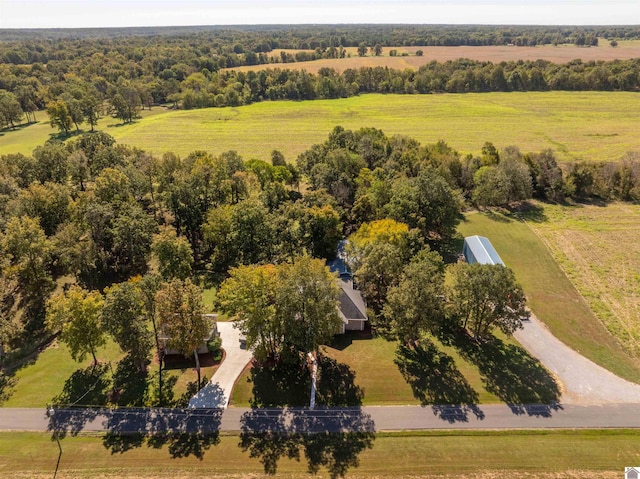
[1,0,639,29]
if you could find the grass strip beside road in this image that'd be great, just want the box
[458,209,640,383]
[0,430,637,478]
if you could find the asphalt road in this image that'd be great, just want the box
[3,403,640,434]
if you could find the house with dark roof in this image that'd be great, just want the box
[337,278,367,333]
[328,241,368,334]
[462,235,505,266]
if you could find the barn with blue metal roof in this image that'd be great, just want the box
[462,235,505,266]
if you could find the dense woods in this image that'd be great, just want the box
[1,25,640,131]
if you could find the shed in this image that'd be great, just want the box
[462,235,505,266]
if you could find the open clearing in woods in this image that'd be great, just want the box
[2,92,640,163]
[529,202,640,360]
[1,430,638,478]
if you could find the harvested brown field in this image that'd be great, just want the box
[234,41,640,74]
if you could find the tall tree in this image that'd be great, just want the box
[1,216,55,332]
[351,241,404,320]
[447,263,529,339]
[383,248,445,344]
[385,168,463,241]
[46,286,105,365]
[46,99,73,135]
[0,90,24,129]
[218,263,282,360]
[277,256,341,355]
[102,280,153,371]
[152,225,194,281]
[155,278,209,387]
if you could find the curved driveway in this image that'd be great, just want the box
[514,314,640,405]
[189,322,253,409]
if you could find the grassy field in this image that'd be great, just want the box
[1,337,218,408]
[0,429,637,478]
[239,41,640,74]
[529,202,640,358]
[458,208,640,383]
[2,92,640,163]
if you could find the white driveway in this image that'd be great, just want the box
[189,322,253,409]
[514,314,640,405]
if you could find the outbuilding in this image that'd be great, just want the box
[462,235,505,266]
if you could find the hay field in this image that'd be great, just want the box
[3,92,637,163]
[235,41,640,74]
[530,202,640,359]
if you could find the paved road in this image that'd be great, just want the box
[188,322,253,409]
[3,403,640,434]
[514,314,640,405]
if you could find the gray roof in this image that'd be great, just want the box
[464,235,505,266]
[338,279,367,322]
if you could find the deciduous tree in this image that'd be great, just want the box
[155,278,208,387]
[46,285,105,365]
[218,263,281,360]
[447,263,529,339]
[152,226,194,281]
[383,248,445,344]
[102,280,153,371]
[276,256,341,355]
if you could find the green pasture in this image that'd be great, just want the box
[2,92,640,163]
[458,208,640,383]
[0,429,637,478]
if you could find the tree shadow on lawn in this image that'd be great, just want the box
[240,353,375,477]
[395,341,484,423]
[48,364,112,441]
[48,356,222,460]
[110,355,150,407]
[442,328,562,416]
[102,376,221,459]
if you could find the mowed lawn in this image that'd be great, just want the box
[2,92,640,163]
[1,429,638,478]
[231,331,506,407]
[458,208,640,383]
[529,202,640,359]
[1,337,218,407]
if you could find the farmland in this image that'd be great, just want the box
[530,202,640,359]
[240,40,640,74]
[2,92,640,163]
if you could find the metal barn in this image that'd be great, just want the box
[462,235,505,266]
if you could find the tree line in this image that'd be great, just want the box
[2,24,639,60]
[2,25,640,131]
[2,58,640,133]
